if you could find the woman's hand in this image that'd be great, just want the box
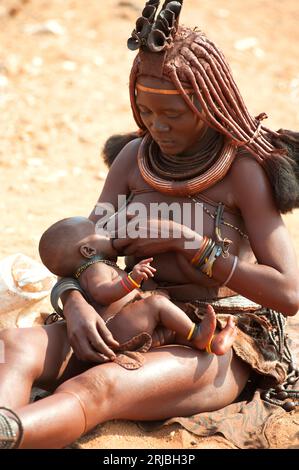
[113,216,202,257]
[63,291,120,363]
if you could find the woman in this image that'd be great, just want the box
[0,0,298,449]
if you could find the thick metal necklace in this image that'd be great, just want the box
[138,132,237,196]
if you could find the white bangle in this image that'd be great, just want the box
[222,256,238,286]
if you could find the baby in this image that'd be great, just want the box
[39,216,237,356]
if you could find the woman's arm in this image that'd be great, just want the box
[62,290,119,362]
[177,158,299,316]
[213,157,299,315]
[62,138,141,361]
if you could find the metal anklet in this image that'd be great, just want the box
[0,407,24,449]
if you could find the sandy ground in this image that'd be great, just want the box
[0,0,299,449]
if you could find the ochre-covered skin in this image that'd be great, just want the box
[0,1,298,449]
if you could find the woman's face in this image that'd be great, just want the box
[136,76,206,156]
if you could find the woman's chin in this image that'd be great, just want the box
[157,141,178,153]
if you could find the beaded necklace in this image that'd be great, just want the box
[74,255,118,279]
[189,195,249,240]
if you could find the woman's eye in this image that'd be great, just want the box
[165,114,180,119]
[139,108,151,115]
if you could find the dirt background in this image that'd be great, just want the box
[0,0,298,449]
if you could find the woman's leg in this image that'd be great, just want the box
[0,322,88,408]
[15,345,250,448]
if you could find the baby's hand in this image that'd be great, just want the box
[130,257,156,284]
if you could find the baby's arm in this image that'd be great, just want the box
[86,258,156,305]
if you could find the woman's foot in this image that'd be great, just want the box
[192,304,217,350]
[209,316,237,356]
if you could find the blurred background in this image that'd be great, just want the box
[0,0,298,260]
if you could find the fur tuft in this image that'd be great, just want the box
[101,132,141,168]
[263,129,299,213]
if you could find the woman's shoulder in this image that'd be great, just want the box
[228,152,277,210]
[104,137,142,187]
[111,137,142,169]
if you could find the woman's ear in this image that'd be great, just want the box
[79,244,97,259]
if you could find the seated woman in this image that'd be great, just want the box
[0,0,298,449]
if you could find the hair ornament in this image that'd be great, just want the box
[128,1,183,52]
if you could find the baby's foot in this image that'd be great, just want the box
[209,316,237,356]
[192,304,217,350]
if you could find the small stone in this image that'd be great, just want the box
[0,75,9,87]
[32,57,43,67]
[215,9,230,19]
[254,48,265,59]
[24,20,65,36]
[27,158,43,168]
[94,56,104,67]
[72,166,82,176]
[234,37,258,51]
[62,61,77,72]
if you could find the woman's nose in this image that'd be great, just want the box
[151,118,170,133]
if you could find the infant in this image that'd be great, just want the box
[39,216,237,356]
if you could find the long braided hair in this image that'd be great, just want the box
[103,0,299,213]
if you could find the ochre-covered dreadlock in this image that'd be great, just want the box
[103,0,299,213]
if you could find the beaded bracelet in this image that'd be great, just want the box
[127,273,141,289]
[206,335,216,354]
[186,323,201,342]
[191,236,209,265]
[192,238,215,270]
[120,273,141,293]
[186,323,196,341]
[120,278,133,293]
[201,244,222,278]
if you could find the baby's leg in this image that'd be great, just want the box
[104,296,163,345]
[106,294,195,346]
[145,300,237,355]
[107,297,223,353]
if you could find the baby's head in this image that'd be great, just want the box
[39,216,115,277]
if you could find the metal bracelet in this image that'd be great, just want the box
[50,277,88,318]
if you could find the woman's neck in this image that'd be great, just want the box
[165,127,221,159]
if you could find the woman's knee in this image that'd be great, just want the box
[57,364,116,400]
[55,364,118,428]
[0,326,46,377]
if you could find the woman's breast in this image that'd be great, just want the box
[116,164,255,298]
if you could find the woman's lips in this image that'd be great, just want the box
[157,140,176,147]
